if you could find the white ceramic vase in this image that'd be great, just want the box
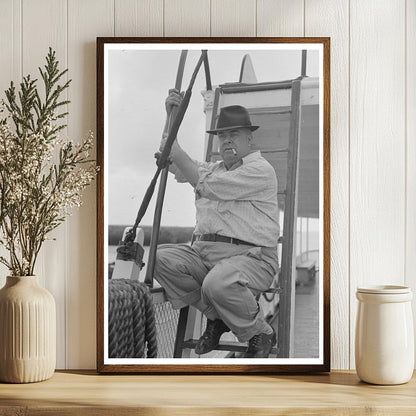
[0,276,56,383]
[355,285,414,385]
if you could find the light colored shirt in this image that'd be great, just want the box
[172,151,279,247]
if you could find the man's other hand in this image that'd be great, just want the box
[165,89,183,116]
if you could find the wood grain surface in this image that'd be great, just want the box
[305,0,349,371]
[165,0,210,37]
[0,370,415,415]
[115,0,163,37]
[211,0,256,37]
[406,0,416,367]
[66,0,114,370]
[257,0,303,37]
[349,0,406,369]
[0,0,21,292]
[22,0,68,369]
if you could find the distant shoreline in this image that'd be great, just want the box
[108,225,194,246]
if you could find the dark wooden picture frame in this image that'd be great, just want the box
[97,37,330,373]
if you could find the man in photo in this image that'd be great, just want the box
[154,89,280,358]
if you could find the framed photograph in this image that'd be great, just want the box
[97,37,330,373]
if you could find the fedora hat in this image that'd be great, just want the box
[206,105,259,135]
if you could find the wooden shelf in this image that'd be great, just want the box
[0,370,415,415]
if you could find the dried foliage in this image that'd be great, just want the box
[0,48,97,276]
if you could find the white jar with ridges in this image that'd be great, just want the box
[355,285,414,385]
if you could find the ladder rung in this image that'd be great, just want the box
[269,110,291,115]
[243,109,292,116]
[214,109,291,119]
[277,110,291,115]
[277,190,286,195]
[182,339,278,355]
[261,148,289,154]
[221,80,293,94]
[183,340,247,352]
[228,347,278,356]
[210,150,289,156]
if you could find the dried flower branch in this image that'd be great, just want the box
[0,48,97,276]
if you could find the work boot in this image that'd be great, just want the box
[195,319,230,355]
[244,328,276,358]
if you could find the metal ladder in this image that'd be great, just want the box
[173,65,305,358]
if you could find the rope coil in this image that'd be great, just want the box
[108,279,157,358]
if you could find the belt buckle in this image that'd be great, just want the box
[230,237,236,245]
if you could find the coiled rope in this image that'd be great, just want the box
[108,279,157,358]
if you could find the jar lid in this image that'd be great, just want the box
[357,285,411,294]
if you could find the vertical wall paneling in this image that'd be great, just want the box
[0,0,21,99]
[349,0,406,368]
[0,0,21,287]
[257,0,303,37]
[211,0,256,37]
[164,0,210,37]
[0,0,13,101]
[305,0,350,370]
[115,0,163,36]
[22,0,68,368]
[1,0,415,370]
[406,0,416,364]
[67,0,114,370]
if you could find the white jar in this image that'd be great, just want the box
[355,285,414,385]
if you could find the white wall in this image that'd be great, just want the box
[0,0,414,370]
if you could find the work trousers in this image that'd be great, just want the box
[154,241,278,342]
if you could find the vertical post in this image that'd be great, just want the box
[205,88,221,162]
[173,306,189,358]
[299,217,303,262]
[301,50,307,78]
[277,78,302,358]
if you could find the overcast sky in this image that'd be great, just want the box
[107,47,319,227]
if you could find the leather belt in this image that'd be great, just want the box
[192,233,256,247]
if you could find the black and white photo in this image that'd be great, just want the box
[97,38,330,373]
